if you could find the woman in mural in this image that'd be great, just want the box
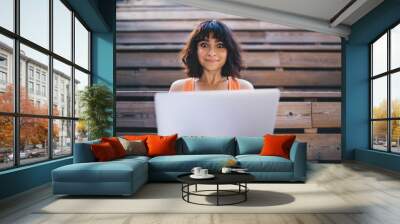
[169,19,254,91]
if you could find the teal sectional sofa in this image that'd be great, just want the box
[52,136,307,196]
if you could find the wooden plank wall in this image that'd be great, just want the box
[116,0,342,161]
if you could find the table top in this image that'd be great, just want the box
[177,172,255,185]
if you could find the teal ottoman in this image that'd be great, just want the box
[52,156,148,196]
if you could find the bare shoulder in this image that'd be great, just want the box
[169,78,192,92]
[237,78,254,90]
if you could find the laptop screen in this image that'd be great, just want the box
[154,89,280,137]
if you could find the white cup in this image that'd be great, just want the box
[191,167,202,176]
[200,169,208,176]
[221,167,232,174]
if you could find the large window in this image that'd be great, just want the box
[370,22,400,153]
[0,0,91,171]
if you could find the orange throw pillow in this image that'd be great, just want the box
[146,134,178,157]
[123,135,149,141]
[259,134,296,159]
[91,142,117,161]
[101,137,127,158]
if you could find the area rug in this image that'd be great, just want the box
[37,183,362,214]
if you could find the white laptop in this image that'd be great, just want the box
[154,89,280,137]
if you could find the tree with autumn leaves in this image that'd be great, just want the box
[0,84,59,152]
[373,99,400,143]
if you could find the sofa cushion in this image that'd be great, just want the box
[236,155,293,172]
[147,134,178,157]
[73,139,101,163]
[52,158,147,183]
[91,142,118,161]
[101,137,127,158]
[148,154,235,172]
[115,155,150,163]
[118,138,147,156]
[123,135,150,141]
[123,135,155,150]
[260,134,296,159]
[177,136,236,155]
[236,136,263,155]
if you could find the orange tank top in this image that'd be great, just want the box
[183,77,240,91]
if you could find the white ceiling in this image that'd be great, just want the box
[172,0,384,38]
[228,0,353,22]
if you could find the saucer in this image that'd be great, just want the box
[232,170,249,174]
[190,174,215,179]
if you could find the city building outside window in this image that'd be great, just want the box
[35,83,40,95]
[0,55,6,67]
[28,81,34,94]
[28,67,34,80]
[0,55,7,88]
[42,85,46,97]
[0,71,6,86]
[35,70,40,81]
[41,73,46,83]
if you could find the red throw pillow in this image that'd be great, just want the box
[101,137,127,158]
[146,134,178,157]
[91,142,117,161]
[259,134,296,159]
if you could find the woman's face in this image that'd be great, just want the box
[197,34,227,73]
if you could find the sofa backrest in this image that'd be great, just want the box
[73,139,101,163]
[74,136,266,161]
[235,136,264,155]
[177,136,236,155]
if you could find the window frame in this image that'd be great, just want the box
[0,0,92,171]
[369,20,400,154]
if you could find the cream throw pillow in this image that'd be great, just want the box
[118,137,147,156]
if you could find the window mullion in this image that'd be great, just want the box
[49,0,53,160]
[388,30,391,152]
[370,46,373,149]
[71,10,76,155]
[14,0,20,167]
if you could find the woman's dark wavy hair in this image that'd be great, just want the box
[180,19,243,78]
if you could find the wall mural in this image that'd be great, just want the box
[115,0,342,161]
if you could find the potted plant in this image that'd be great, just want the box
[79,84,113,140]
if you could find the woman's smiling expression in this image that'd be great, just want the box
[197,34,227,73]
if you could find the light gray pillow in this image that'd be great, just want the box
[118,137,147,156]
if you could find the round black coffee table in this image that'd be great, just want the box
[177,173,255,206]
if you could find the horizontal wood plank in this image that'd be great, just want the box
[117,20,297,32]
[242,70,341,87]
[276,102,312,128]
[116,70,341,87]
[312,102,341,128]
[116,52,341,68]
[117,31,340,44]
[117,101,153,128]
[117,10,243,20]
[117,101,156,128]
[116,44,341,51]
[296,134,341,161]
[117,101,322,129]
[116,90,342,98]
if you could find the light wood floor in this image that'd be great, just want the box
[1,162,400,224]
